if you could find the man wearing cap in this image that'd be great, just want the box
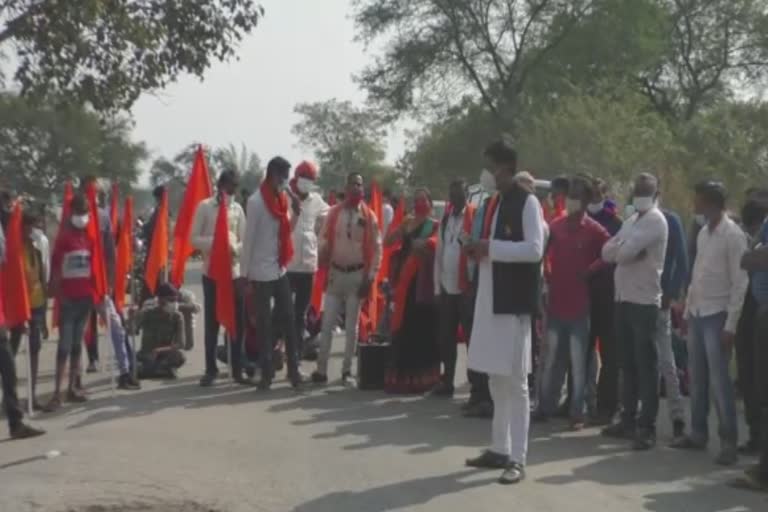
[284,161,329,358]
[134,283,186,379]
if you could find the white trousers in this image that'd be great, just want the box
[316,268,363,376]
[489,372,530,465]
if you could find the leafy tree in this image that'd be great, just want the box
[0,0,264,111]
[292,99,390,189]
[212,143,262,193]
[352,0,594,125]
[0,93,147,207]
[149,143,207,210]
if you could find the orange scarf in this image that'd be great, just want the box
[482,194,501,239]
[260,181,294,268]
[321,203,376,279]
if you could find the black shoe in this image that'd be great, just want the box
[10,423,45,440]
[498,462,526,485]
[463,401,494,419]
[290,373,305,390]
[589,412,614,427]
[738,439,761,456]
[311,371,328,384]
[632,429,656,451]
[673,420,685,439]
[670,436,707,451]
[118,373,141,390]
[426,381,454,398]
[199,374,217,387]
[466,451,509,469]
[602,422,635,440]
[257,378,272,391]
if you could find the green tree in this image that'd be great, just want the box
[0,93,147,207]
[0,1,264,111]
[149,143,209,210]
[292,99,391,190]
[212,143,262,193]
[352,0,594,126]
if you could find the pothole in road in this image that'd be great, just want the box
[64,503,223,512]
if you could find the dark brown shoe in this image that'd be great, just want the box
[465,451,509,469]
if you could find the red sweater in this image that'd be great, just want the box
[51,225,95,301]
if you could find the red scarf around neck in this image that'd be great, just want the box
[260,180,294,268]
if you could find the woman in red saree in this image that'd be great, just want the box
[384,189,440,394]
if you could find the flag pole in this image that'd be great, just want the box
[129,272,138,381]
[25,334,34,418]
[228,333,234,383]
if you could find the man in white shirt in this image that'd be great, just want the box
[672,181,748,466]
[430,179,475,398]
[190,170,247,387]
[284,161,328,358]
[242,157,303,390]
[601,173,668,451]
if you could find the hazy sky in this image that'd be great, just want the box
[131,0,404,181]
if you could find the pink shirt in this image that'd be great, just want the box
[547,214,610,320]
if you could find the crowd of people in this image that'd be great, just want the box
[1,137,767,492]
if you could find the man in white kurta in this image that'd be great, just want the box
[465,142,546,485]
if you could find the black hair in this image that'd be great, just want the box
[80,175,97,190]
[347,172,363,183]
[217,169,239,188]
[694,180,727,210]
[569,176,593,201]
[153,185,166,200]
[70,193,89,212]
[551,176,570,195]
[449,179,467,191]
[266,156,291,177]
[383,188,392,199]
[22,210,39,227]
[483,138,517,171]
[741,200,768,229]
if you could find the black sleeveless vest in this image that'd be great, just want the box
[491,185,542,315]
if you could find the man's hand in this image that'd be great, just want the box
[358,278,373,299]
[465,240,490,260]
[721,330,736,350]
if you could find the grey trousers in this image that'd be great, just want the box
[656,308,685,423]
[316,268,364,376]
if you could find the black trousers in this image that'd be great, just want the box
[736,289,759,441]
[273,272,314,351]
[251,275,300,382]
[592,292,619,416]
[438,290,472,388]
[616,302,660,431]
[755,305,768,479]
[87,311,99,364]
[0,332,23,432]
[202,275,245,377]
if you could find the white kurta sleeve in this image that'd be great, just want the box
[488,195,545,263]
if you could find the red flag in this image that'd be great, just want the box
[209,196,236,336]
[170,146,213,287]
[145,188,169,295]
[114,197,134,314]
[380,198,404,283]
[52,181,74,328]
[109,183,119,238]
[364,181,385,339]
[1,202,31,328]
[86,184,108,302]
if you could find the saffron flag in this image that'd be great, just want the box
[170,145,213,287]
[145,188,169,295]
[380,197,404,283]
[114,197,134,314]
[52,181,74,328]
[1,202,31,328]
[209,196,236,336]
[109,183,119,238]
[363,181,385,339]
[86,183,108,302]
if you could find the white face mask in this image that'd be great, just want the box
[632,196,655,213]
[296,178,313,195]
[694,214,707,226]
[480,169,496,193]
[624,205,636,219]
[277,179,289,192]
[587,202,603,214]
[565,198,583,215]
[71,214,89,229]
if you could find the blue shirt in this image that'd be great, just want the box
[661,210,689,301]
[751,220,768,306]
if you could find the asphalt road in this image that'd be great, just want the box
[1,264,765,511]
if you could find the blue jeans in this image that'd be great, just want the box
[58,298,93,362]
[103,297,131,374]
[688,312,738,444]
[539,315,591,420]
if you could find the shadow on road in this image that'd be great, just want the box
[291,470,495,512]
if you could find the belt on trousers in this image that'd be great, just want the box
[332,263,365,273]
